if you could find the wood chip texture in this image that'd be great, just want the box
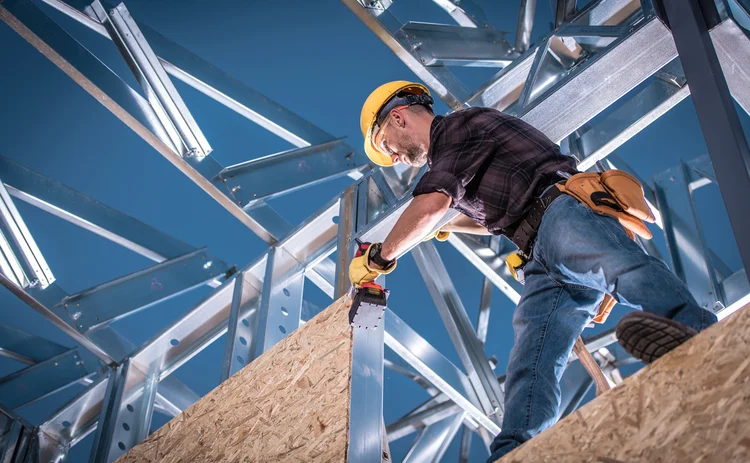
[497,303,750,463]
[117,296,353,463]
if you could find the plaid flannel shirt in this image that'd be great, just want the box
[413,107,578,236]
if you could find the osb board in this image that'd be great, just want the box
[497,303,750,463]
[117,296,354,463]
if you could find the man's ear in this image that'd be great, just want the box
[390,108,405,129]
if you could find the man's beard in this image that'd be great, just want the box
[401,134,428,167]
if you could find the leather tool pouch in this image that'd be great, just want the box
[559,170,656,324]
[559,171,655,240]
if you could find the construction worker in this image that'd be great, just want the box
[348,81,719,460]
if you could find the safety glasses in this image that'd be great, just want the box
[371,104,408,156]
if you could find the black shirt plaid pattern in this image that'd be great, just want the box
[413,107,578,236]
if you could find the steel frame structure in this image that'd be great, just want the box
[0,0,748,461]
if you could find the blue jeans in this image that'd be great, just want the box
[488,195,717,461]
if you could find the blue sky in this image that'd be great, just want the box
[1,0,749,461]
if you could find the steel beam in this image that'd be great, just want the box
[347,316,386,463]
[0,0,282,244]
[476,237,500,345]
[0,349,93,410]
[431,0,492,28]
[247,246,304,361]
[467,0,643,110]
[519,18,678,144]
[0,154,335,297]
[660,0,750,277]
[89,1,211,159]
[459,424,473,463]
[59,249,229,333]
[413,242,505,422]
[340,0,470,110]
[87,359,159,463]
[0,420,27,463]
[214,139,365,207]
[40,374,109,452]
[554,0,578,27]
[221,271,250,381]
[446,234,521,304]
[567,329,618,362]
[400,22,515,67]
[654,161,723,312]
[0,156,195,263]
[0,180,54,289]
[384,309,501,435]
[712,19,750,116]
[557,361,594,419]
[515,0,536,53]
[575,60,690,170]
[0,274,117,366]
[386,399,460,442]
[40,0,343,147]
[384,359,437,394]
[403,412,465,463]
[0,324,68,365]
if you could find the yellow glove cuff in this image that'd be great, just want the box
[348,243,397,288]
[423,229,451,242]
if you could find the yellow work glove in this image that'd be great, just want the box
[423,229,451,242]
[348,242,397,288]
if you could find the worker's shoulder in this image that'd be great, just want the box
[443,106,516,129]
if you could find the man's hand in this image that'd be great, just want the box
[349,242,397,288]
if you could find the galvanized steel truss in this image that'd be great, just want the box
[0,0,749,461]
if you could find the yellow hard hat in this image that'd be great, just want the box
[360,81,432,166]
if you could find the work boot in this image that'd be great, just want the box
[616,312,697,364]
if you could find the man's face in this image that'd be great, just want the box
[375,109,429,167]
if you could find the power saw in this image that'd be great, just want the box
[348,241,388,329]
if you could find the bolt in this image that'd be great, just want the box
[231,186,241,193]
[203,261,213,270]
[54,362,59,366]
[72,312,82,320]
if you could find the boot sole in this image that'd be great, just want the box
[616,312,697,364]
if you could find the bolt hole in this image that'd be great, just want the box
[242,319,250,327]
[332,216,339,224]
[280,307,289,316]
[236,355,244,364]
[118,442,126,451]
[122,423,130,431]
[62,421,71,428]
[170,339,179,346]
[279,325,287,334]
[283,288,290,297]
[126,404,134,413]
[239,336,247,346]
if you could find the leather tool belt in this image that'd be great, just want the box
[506,170,656,324]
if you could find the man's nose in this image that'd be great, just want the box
[390,154,400,164]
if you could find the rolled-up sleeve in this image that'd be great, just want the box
[413,169,465,205]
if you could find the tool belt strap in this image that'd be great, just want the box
[509,183,565,258]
